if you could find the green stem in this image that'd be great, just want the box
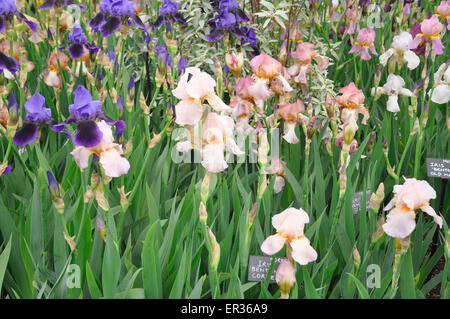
[396,132,415,180]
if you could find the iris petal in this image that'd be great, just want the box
[73,120,103,147]
[13,122,38,147]
[132,15,147,31]
[152,16,164,29]
[16,13,37,32]
[206,28,224,42]
[68,43,85,59]
[38,0,56,9]
[0,51,19,74]
[89,12,105,30]
[100,16,121,37]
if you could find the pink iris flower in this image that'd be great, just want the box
[409,15,445,55]
[349,28,377,60]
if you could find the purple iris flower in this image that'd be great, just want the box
[90,0,148,37]
[206,0,249,43]
[39,0,73,9]
[384,0,395,12]
[155,44,173,71]
[0,50,18,74]
[0,0,37,34]
[52,85,125,147]
[237,26,259,56]
[359,0,370,8]
[152,0,187,30]
[13,94,53,147]
[66,24,99,59]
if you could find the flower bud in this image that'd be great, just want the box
[117,95,124,119]
[382,136,388,154]
[369,182,384,212]
[117,186,130,212]
[96,216,107,242]
[199,202,208,223]
[95,188,110,211]
[276,259,296,299]
[149,133,162,148]
[277,41,288,65]
[207,227,220,270]
[352,245,361,270]
[63,232,77,251]
[225,52,244,78]
[139,92,149,115]
[372,214,385,243]
[248,202,258,225]
[201,173,212,204]
[47,171,65,214]
[7,91,18,127]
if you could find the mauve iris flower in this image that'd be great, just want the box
[349,28,377,60]
[66,24,99,59]
[0,0,37,34]
[152,0,187,29]
[13,94,53,146]
[409,15,445,55]
[90,0,148,37]
[53,85,125,148]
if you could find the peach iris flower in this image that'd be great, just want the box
[71,121,130,178]
[409,15,445,55]
[172,67,230,126]
[261,208,318,265]
[383,178,443,239]
[336,82,369,124]
[201,112,244,173]
[288,42,329,85]
[277,99,306,144]
[44,52,70,89]
[249,54,292,109]
[349,28,378,61]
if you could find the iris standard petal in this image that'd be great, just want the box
[100,16,121,37]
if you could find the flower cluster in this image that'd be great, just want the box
[173,66,243,173]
